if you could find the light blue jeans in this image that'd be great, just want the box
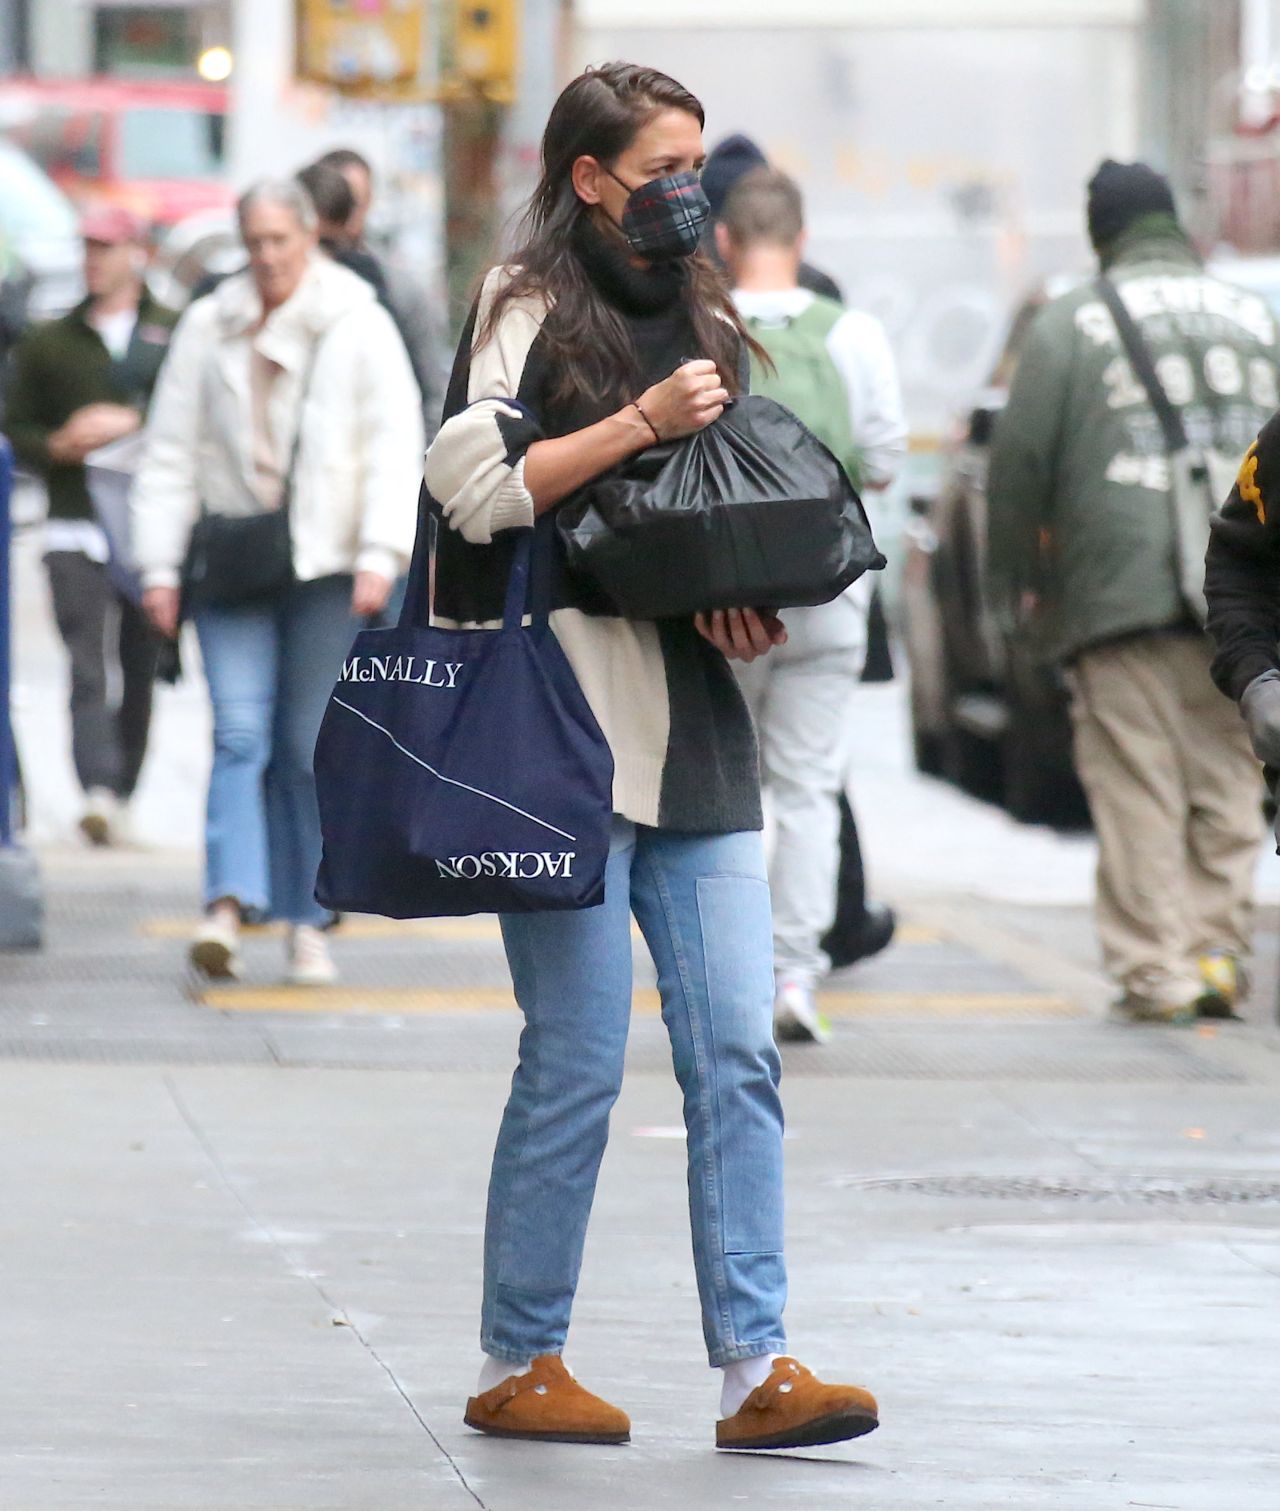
[484,819,787,1367]
[194,575,357,926]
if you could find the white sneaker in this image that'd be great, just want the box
[79,787,122,847]
[287,924,337,987]
[190,912,242,980]
[773,977,831,1045]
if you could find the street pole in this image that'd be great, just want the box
[442,91,505,333]
[0,436,43,950]
[441,0,569,334]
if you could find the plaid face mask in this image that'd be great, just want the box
[607,167,710,261]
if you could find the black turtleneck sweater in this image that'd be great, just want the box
[425,219,762,834]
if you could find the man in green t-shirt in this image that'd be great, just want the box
[722,168,908,1043]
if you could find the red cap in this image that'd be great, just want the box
[80,206,147,245]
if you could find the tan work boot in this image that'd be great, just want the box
[1114,991,1197,1025]
[716,1356,879,1450]
[464,1355,630,1445]
[1196,952,1248,1020]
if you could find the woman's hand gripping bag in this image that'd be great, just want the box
[556,394,885,620]
[314,508,614,918]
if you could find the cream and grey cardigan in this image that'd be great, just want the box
[423,253,760,834]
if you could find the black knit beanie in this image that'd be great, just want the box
[702,133,768,220]
[1086,159,1177,253]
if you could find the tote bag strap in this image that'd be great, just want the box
[399,481,434,628]
[502,520,554,629]
[399,484,552,632]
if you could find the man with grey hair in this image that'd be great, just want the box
[132,176,423,986]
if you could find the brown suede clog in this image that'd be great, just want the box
[464,1355,631,1445]
[716,1356,879,1451]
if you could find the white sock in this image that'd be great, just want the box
[477,1353,531,1395]
[719,1354,776,1418]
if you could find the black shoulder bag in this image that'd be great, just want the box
[181,341,324,612]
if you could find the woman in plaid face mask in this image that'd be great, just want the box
[426,60,881,1453]
[602,163,711,261]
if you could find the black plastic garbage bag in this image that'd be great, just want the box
[557,395,885,620]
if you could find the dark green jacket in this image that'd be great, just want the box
[987,220,1280,661]
[4,290,178,521]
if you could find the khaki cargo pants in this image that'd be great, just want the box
[1066,631,1263,1009]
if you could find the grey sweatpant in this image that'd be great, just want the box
[736,580,872,987]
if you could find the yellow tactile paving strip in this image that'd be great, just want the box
[144,916,943,946]
[141,915,504,941]
[199,985,1080,1019]
[164,912,1073,1019]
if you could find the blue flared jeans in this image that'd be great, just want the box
[483,818,787,1367]
[194,575,357,926]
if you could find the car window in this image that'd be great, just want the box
[0,143,79,243]
[119,107,226,181]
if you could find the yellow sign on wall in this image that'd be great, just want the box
[452,1,520,102]
[295,0,425,95]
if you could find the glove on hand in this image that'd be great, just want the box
[1241,669,1280,766]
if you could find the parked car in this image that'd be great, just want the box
[905,255,1280,826]
[0,78,231,231]
[901,277,1089,826]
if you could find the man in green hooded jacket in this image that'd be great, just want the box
[987,161,1279,1023]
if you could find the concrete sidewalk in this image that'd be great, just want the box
[5,1061,1279,1509]
[6,529,1280,1507]
[3,856,1280,1509]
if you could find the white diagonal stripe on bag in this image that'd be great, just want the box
[331,697,578,843]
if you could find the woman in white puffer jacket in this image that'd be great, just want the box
[133,178,423,985]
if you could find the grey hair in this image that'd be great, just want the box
[236,177,318,235]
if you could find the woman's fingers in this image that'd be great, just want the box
[734,608,776,657]
[694,607,786,662]
[758,610,789,647]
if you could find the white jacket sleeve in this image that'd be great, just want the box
[423,269,543,545]
[352,304,426,582]
[130,302,210,590]
[827,311,908,489]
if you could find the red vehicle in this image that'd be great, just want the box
[0,78,231,230]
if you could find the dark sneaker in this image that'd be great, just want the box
[823,903,896,972]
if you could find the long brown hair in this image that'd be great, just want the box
[477,62,764,409]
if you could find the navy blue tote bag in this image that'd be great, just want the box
[314,498,613,918]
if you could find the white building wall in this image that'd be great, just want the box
[575,2,1145,436]
[228,0,444,302]
[30,0,94,76]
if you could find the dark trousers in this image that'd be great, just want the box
[45,551,157,799]
[831,793,867,933]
